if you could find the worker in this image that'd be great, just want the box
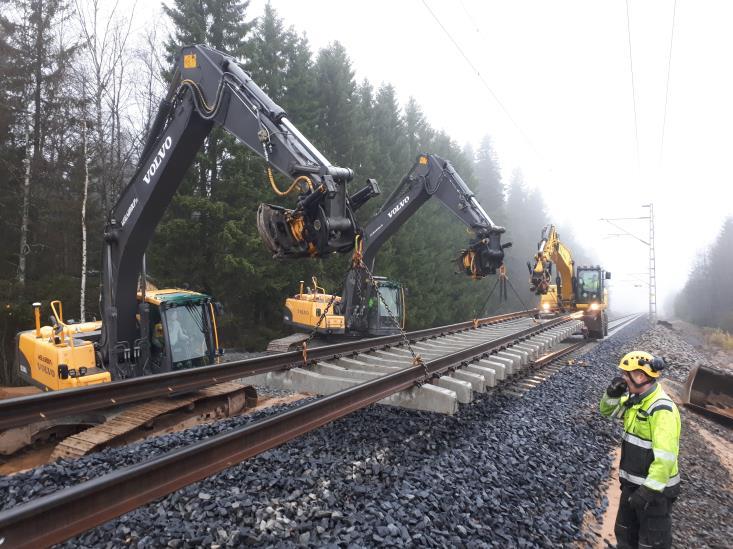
[167,308,189,355]
[599,351,681,549]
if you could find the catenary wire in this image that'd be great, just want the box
[625,0,641,169]
[420,0,544,163]
[659,0,678,166]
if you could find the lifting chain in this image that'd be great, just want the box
[351,237,429,382]
[300,279,342,368]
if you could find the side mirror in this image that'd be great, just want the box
[605,272,612,280]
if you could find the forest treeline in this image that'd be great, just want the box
[674,217,733,332]
[0,0,592,384]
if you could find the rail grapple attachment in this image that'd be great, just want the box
[457,229,508,279]
[530,267,551,295]
[257,203,312,258]
[257,202,357,259]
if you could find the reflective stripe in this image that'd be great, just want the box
[644,475,680,489]
[646,398,674,414]
[644,478,666,491]
[622,432,652,449]
[620,470,680,489]
[605,397,620,406]
[653,448,677,462]
[619,470,646,485]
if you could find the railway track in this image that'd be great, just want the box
[0,311,594,546]
[0,310,547,461]
[0,310,538,433]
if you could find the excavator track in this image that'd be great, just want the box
[50,382,256,461]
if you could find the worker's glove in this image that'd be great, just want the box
[628,485,658,512]
[606,376,627,398]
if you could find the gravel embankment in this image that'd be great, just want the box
[2,318,728,548]
[631,325,725,382]
[671,410,733,548]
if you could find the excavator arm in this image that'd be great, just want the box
[528,225,575,309]
[340,153,508,333]
[359,154,506,271]
[102,44,375,375]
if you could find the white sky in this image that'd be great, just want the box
[130,0,733,316]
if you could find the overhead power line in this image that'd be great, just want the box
[659,0,678,165]
[420,0,544,162]
[625,0,641,169]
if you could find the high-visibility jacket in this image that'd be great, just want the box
[600,383,681,497]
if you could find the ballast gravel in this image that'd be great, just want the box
[1,317,724,547]
[631,324,724,382]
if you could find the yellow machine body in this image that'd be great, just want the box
[17,289,218,391]
[539,285,560,314]
[16,300,110,391]
[283,279,345,334]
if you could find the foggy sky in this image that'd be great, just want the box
[129,0,733,316]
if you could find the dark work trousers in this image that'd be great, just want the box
[615,485,674,549]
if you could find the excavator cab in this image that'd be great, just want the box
[364,277,405,336]
[574,265,611,338]
[574,266,610,308]
[144,290,220,373]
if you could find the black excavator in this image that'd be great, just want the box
[278,153,509,342]
[16,44,389,390]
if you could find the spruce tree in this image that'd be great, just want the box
[312,42,357,165]
[474,135,505,224]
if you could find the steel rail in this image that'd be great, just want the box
[0,309,537,431]
[531,340,587,367]
[606,313,643,336]
[0,315,570,548]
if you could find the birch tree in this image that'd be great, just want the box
[73,0,135,214]
[80,104,90,320]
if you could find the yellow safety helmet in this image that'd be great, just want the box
[619,351,665,378]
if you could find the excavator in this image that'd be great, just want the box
[278,153,509,342]
[14,44,395,391]
[16,45,509,391]
[528,224,610,338]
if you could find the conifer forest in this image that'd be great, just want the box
[0,0,598,384]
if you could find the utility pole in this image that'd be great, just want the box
[600,204,658,324]
[643,203,657,324]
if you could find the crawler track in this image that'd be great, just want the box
[0,312,588,547]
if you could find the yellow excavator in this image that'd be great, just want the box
[278,153,508,342]
[15,45,384,391]
[528,224,610,338]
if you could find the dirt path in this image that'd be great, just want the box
[595,449,621,547]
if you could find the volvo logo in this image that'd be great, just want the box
[387,196,410,218]
[143,136,172,184]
